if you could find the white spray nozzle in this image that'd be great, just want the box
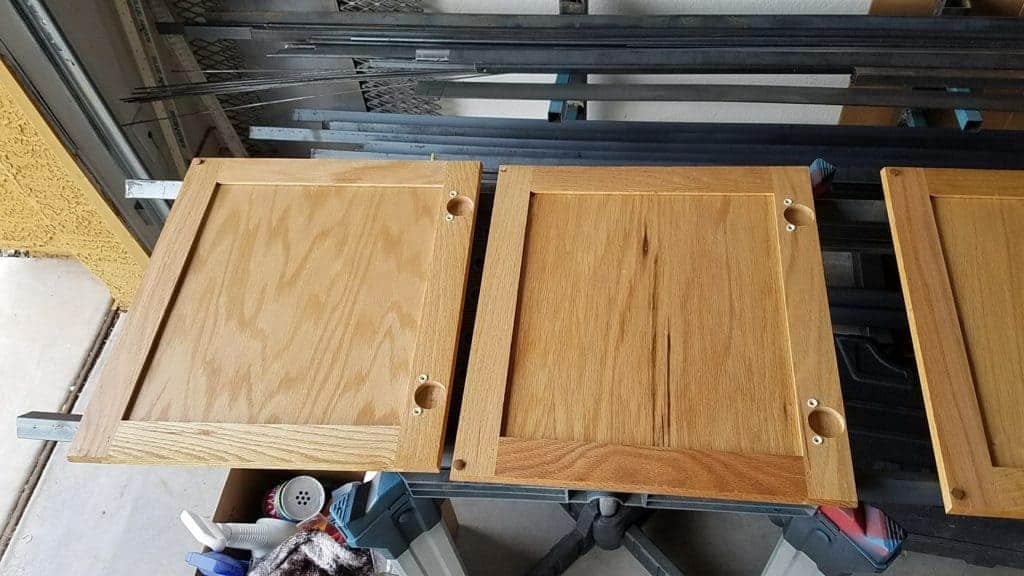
[180,510,296,560]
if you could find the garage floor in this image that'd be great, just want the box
[1,256,1022,575]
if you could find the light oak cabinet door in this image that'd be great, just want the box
[452,166,856,506]
[883,168,1024,519]
[69,159,481,471]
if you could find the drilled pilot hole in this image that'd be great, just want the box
[414,381,446,410]
[446,196,474,217]
[808,407,846,439]
[784,204,815,228]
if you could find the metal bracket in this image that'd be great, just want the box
[17,411,82,442]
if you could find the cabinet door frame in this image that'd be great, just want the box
[882,167,1024,518]
[68,158,481,471]
[452,165,856,507]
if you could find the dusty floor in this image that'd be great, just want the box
[1,256,1022,575]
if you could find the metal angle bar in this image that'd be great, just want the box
[279,121,1024,151]
[417,81,1024,111]
[126,179,182,199]
[17,412,81,442]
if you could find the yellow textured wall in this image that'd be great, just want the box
[0,59,147,307]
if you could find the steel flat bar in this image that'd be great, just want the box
[297,110,1024,149]
[306,148,1019,185]
[179,13,1024,36]
[253,126,691,152]
[460,48,1024,74]
[417,81,1024,111]
[354,140,1022,167]
[253,124,1024,161]
[252,127,1024,167]
[853,67,1024,89]
[313,120,1024,150]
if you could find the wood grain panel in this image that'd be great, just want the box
[451,165,533,480]
[453,165,855,506]
[105,423,399,469]
[129,183,437,426]
[69,159,480,471]
[932,197,1024,469]
[771,168,857,505]
[493,438,808,504]
[69,159,220,462]
[504,193,801,456]
[882,167,1024,518]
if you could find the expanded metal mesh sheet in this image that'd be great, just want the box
[170,0,265,154]
[338,0,423,10]
[344,0,439,115]
[354,59,441,115]
[167,0,439,152]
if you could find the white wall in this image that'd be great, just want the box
[423,0,872,123]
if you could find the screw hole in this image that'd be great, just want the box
[446,196,474,217]
[808,407,845,439]
[414,381,446,410]
[784,204,815,228]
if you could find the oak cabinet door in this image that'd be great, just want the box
[69,159,480,471]
[452,165,856,507]
[883,167,1024,518]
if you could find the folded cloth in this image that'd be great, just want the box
[248,530,374,576]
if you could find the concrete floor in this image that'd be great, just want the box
[0,258,111,525]
[1,256,1023,575]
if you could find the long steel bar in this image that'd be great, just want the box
[270,45,1024,74]
[416,81,1024,111]
[451,48,1024,74]
[251,126,1024,166]
[853,67,1024,89]
[305,148,1020,185]
[272,110,1024,181]
[313,120,1024,151]
[162,12,1024,38]
[294,110,1024,149]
